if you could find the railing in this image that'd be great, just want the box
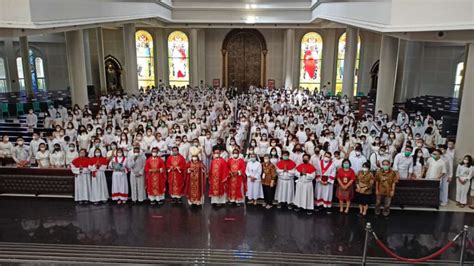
[362,222,471,265]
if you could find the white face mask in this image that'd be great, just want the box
[463,159,469,165]
[323,157,330,162]
[361,167,369,172]
[95,152,101,157]
[152,152,158,157]
[233,154,239,159]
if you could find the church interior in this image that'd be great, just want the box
[0,0,473,264]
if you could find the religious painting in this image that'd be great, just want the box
[267,79,275,89]
[168,31,189,87]
[299,32,323,91]
[135,30,155,90]
[213,79,220,88]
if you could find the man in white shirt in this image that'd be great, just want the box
[349,147,367,174]
[393,146,414,179]
[425,149,447,206]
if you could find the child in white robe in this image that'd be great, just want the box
[455,155,473,207]
[109,148,129,204]
[246,154,263,205]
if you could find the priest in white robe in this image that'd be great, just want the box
[127,146,147,203]
[293,154,316,214]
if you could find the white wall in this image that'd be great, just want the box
[359,30,381,94]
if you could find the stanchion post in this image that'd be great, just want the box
[459,225,468,266]
[362,222,371,266]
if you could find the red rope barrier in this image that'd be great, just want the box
[374,239,455,263]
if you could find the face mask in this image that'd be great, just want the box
[282,155,289,160]
[417,143,422,147]
[152,152,158,157]
[355,151,361,156]
[117,153,123,157]
[233,154,239,159]
[172,151,178,156]
[271,152,277,156]
[362,167,369,172]
[404,151,411,157]
[18,141,24,146]
[303,159,309,164]
[69,147,75,152]
[264,158,270,163]
[192,157,198,162]
[323,157,330,162]
[40,147,46,151]
[382,165,390,171]
[95,143,100,148]
[463,159,469,165]
[95,152,101,157]
[250,158,256,162]
[213,154,220,159]
[432,155,438,160]
[343,163,350,169]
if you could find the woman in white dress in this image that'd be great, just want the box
[109,148,129,205]
[49,144,65,168]
[36,143,50,168]
[245,153,263,205]
[65,143,79,167]
[455,155,473,207]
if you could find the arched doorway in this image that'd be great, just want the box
[222,29,267,90]
[104,55,123,95]
[369,60,379,98]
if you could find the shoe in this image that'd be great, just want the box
[287,205,293,210]
[151,201,156,205]
[294,207,300,212]
[460,204,466,208]
[326,209,332,214]
[469,205,474,209]
[276,204,282,209]
[306,211,313,215]
[265,205,272,209]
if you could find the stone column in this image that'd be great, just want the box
[284,29,295,89]
[375,35,400,116]
[122,23,139,95]
[154,28,168,86]
[65,30,89,107]
[19,36,34,97]
[321,29,336,93]
[342,27,358,97]
[190,28,199,87]
[96,28,107,94]
[4,38,19,92]
[455,43,474,161]
[83,29,93,86]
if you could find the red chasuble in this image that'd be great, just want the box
[208,158,229,197]
[184,161,206,203]
[89,157,109,177]
[296,163,316,175]
[145,156,167,196]
[166,154,187,197]
[226,158,247,202]
[276,159,297,171]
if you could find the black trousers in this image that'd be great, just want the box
[262,185,275,205]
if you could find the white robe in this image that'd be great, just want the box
[71,163,91,202]
[315,160,337,208]
[275,168,295,204]
[245,161,263,200]
[88,163,109,203]
[109,157,129,201]
[455,165,473,204]
[293,171,315,210]
[127,154,147,202]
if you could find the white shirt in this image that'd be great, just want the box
[246,160,262,179]
[425,158,447,180]
[393,153,414,179]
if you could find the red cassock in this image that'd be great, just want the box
[276,159,297,172]
[208,158,229,197]
[145,156,167,197]
[71,157,92,171]
[304,50,316,79]
[89,157,109,177]
[166,155,187,197]
[226,158,247,202]
[296,163,316,175]
[184,161,206,203]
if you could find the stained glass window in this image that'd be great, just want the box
[299,32,323,91]
[335,32,361,96]
[0,58,7,93]
[16,48,46,92]
[135,30,155,90]
[453,62,464,98]
[168,31,189,87]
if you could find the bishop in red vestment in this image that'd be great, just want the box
[184,155,206,205]
[166,147,186,202]
[145,148,167,204]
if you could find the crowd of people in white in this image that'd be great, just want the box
[0,86,472,214]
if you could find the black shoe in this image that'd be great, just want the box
[306,211,313,215]
[294,207,300,212]
[171,199,176,204]
[151,201,156,205]
[177,199,182,204]
[326,209,332,214]
[158,200,165,205]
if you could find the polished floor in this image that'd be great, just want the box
[0,197,473,264]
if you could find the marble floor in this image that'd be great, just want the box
[0,197,473,264]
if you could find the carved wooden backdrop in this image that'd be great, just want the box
[224,30,266,90]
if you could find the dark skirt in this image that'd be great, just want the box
[336,186,354,201]
[355,192,372,205]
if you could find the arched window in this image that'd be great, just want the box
[0,58,7,93]
[135,30,155,90]
[299,32,323,91]
[16,48,46,92]
[335,32,361,95]
[168,31,189,87]
[453,62,464,98]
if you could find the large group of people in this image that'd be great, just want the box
[0,85,473,215]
